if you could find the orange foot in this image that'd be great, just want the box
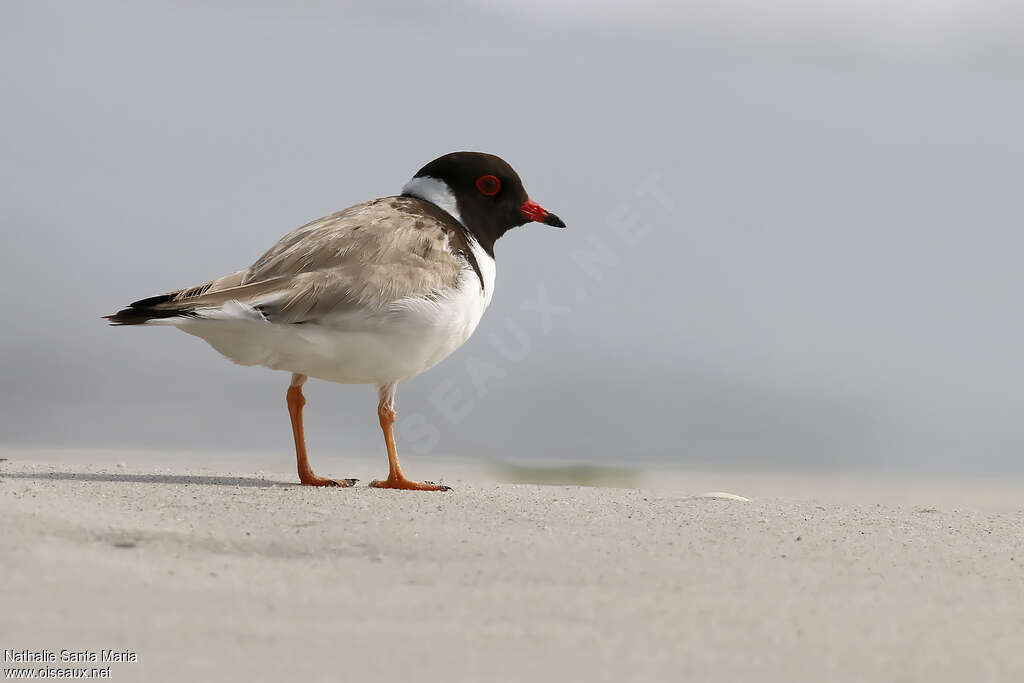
[300,475,358,487]
[370,476,451,492]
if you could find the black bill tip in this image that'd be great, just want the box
[543,212,566,228]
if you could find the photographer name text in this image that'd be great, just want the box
[4,650,136,664]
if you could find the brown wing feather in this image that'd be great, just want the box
[113,196,469,325]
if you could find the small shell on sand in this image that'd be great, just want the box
[693,491,751,502]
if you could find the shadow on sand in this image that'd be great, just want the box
[0,471,291,488]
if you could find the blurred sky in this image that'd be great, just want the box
[2,0,1023,473]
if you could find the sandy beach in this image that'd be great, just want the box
[2,451,1022,682]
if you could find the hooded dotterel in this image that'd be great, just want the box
[105,151,565,491]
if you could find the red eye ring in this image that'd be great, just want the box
[475,174,501,196]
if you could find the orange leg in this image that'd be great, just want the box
[370,385,451,492]
[287,374,356,487]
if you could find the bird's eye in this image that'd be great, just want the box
[475,175,501,196]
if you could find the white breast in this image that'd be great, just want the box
[378,237,496,377]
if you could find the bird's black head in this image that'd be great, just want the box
[403,151,565,256]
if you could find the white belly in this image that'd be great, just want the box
[178,250,496,385]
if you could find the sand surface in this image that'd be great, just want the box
[2,452,1023,682]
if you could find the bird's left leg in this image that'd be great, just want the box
[370,383,451,492]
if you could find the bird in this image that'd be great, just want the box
[105,151,565,491]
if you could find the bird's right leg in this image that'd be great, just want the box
[287,373,357,487]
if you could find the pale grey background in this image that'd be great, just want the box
[2,1,1022,473]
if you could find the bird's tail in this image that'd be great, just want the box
[104,270,269,325]
[104,292,198,325]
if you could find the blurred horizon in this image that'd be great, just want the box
[3,1,1023,475]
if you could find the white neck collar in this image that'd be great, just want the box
[401,176,464,225]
